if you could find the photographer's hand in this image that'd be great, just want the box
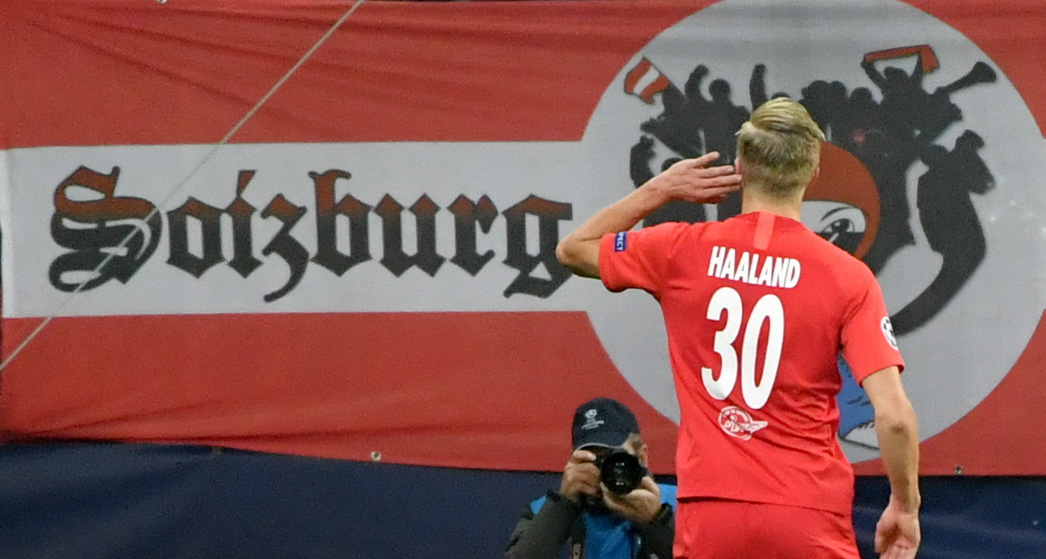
[560,449,602,503]
[601,476,662,525]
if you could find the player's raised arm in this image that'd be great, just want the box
[862,366,921,559]
[555,152,741,278]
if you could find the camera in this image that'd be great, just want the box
[584,445,647,495]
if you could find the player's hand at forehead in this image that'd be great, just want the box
[645,151,742,206]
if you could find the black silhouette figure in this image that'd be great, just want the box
[749,63,790,105]
[703,79,750,221]
[862,56,928,141]
[749,64,769,109]
[855,53,994,274]
[890,131,994,335]
[835,87,883,155]
[799,81,833,135]
[681,63,712,156]
[632,65,750,226]
[629,136,700,225]
[638,65,710,161]
[627,53,997,333]
[849,59,926,272]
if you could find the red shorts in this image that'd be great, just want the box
[673,498,860,559]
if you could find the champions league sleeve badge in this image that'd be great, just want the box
[614,231,628,252]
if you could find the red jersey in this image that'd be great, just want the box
[599,211,904,515]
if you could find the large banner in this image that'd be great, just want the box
[1,0,1044,475]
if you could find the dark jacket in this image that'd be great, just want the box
[503,484,677,559]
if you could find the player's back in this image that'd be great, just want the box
[657,211,876,514]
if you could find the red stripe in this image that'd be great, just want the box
[863,44,939,72]
[0,312,680,473]
[640,74,671,103]
[4,1,1040,144]
[0,0,717,148]
[753,211,774,250]
[624,58,653,94]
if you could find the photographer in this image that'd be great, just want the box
[503,398,676,559]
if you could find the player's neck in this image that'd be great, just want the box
[740,192,802,222]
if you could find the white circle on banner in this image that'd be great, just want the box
[577,0,1046,462]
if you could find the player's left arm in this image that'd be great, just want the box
[556,152,740,278]
[862,367,919,509]
[862,367,920,559]
[840,270,920,556]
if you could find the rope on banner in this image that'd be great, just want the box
[0,0,368,374]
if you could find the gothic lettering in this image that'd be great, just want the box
[166,198,224,278]
[449,195,497,276]
[310,170,371,276]
[49,166,161,292]
[375,194,445,277]
[502,195,572,298]
[260,195,308,302]
[48,168,575,301]
[227,170,263,278]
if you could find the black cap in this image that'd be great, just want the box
[571,397,640,450]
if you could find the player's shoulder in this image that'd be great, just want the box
[770,226,873,298]
[636,220,713,252]
[675,216,741,241]
[798,227,873,274]
[643,219,713,235]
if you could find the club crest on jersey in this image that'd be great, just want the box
[718,406,768,441]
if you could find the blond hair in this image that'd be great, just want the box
[735,97,824,200]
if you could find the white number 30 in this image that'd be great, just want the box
[701,287,785,410]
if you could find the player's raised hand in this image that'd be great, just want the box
[644,151,742,205]
[874,500,920,559]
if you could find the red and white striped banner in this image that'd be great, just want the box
[1,0,1045,475]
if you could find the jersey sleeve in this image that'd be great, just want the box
[840,268,905,385]
[599,222,689,296]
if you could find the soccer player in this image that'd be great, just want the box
[556,97,920,559]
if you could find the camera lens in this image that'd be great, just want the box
[600,449,645,495]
